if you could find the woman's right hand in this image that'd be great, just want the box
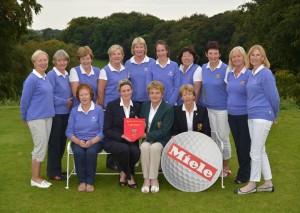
[121,134,133,142]
[139,133,147,140]
[67,98,73,108]
[78,140,87,148]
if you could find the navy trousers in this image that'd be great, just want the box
[71,142,103,185]
[47,114,69,177]
[103,139,140,180]
[228,114,251,182]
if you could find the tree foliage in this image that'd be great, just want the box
[232,0,300,71]
[1,0,299,105]
[0,0,42,99]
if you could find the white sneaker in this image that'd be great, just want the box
[31,180,50,188]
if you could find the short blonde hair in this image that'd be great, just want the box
[107,44,124,57]
[118,79,132,92]
[31,50,48,64]
[179,84,195,97]
[131,37,147,55]
[247,45,270,69]
[77,46,94,60]
[147,81,164,95]
[52,49,70,65]
[228,46,249,70]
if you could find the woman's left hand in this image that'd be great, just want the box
[84,140,93,148]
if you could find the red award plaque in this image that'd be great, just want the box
[124,118,145,142]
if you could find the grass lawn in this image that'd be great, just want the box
[0,107,299,212]
[93,59,108,69]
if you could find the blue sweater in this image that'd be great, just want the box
[125,56,155,102]
[47,68,72,114]
[146,59,180,105]
[20,71,55,121]
[71,66,100,107]
[102,65,129,108]
[202,62,228,110]
[246,67,280,121]
[177,64,200,105]
[226,69,250,115]
[66,103,104,141]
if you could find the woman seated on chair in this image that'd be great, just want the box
[139,81,174,194]
[172,84,211,137]
[66,83,104,192]
[103,79,141,189]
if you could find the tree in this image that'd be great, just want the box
[61,17,101,46]
[0,0,42,100]
[232,0,300,71]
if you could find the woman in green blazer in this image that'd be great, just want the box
[139,81,174,194]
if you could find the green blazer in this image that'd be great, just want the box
[140,100,174,147]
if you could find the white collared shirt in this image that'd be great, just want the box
[179,63,202,81]
[129,56,150,64]
[182,102,197,131]
[69,65,94,82]
[78,101,95,115]
[206,60,223,71]
[224,66,247,83]
[120,98,133,118]
[252,64,265,75]
[53,67,68,78]
[148,100,162,132]
[32,69,46,80]
[99,63,126,80]
[156,58,171,68]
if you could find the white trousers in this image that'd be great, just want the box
[207,109,231,160]
[27,118,52,162]
[248,119,273,182]
[140,142,163,179]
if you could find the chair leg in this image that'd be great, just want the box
[65,151,70,189]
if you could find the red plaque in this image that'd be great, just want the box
[124,118,145,142]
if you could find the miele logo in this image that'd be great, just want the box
[167,143,217,181]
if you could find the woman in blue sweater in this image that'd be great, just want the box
[47,50,73,181]
[177,46,202,105]
[20,50,55,188]
[125,37,155,104]
[202,41,231,177]
[146,40,180,106]
[98,44,129,109]
[225,46,251,184]
[69,46,100,107]
[66,84,104,192]
[234,45,280,194]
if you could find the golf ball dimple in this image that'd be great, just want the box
[161,132,222,192]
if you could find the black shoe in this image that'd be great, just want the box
[127,181,138,189]
[233,179,248,184]
[257,186,274,192]
[234,187,257,195]
[119,175,127,187]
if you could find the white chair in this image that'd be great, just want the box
[65,141,119,189]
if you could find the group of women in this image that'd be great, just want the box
[20,37,279,195]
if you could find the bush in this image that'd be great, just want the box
[0,97,20,106]
[280,98,299,110]
[275,70,300,108]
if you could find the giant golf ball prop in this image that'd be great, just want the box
[161,132,222,192]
